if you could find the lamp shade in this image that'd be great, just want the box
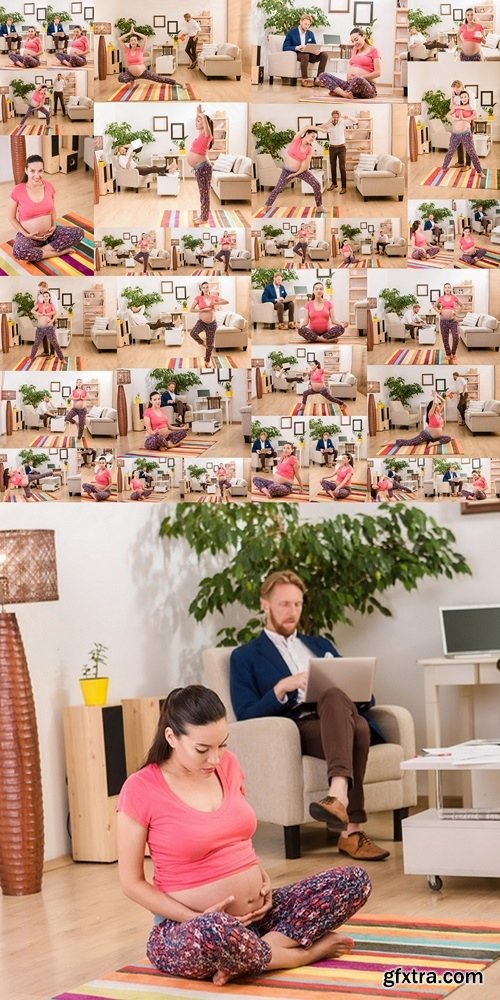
[0,530,58,605]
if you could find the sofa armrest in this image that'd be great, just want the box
[371,705,416,761]
[228,717,305,825]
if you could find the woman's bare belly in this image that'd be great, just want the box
[440,309,456,320]
[187,152,206,168]
[168,864,265,919]
[452,122,471,133]
[197,309,215,323]
[284,155,304,172]
[22,214,53,236]
[127,63,146,77]
[460,40,481,55]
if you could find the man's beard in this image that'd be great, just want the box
[267,608,299,638]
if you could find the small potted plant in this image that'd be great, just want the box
[182,299,188,312]
[79,642,109,706]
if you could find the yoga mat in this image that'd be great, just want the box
[10,122,62,136]
[164,355,244,369]
[13,356,84,371]
[385,348,445,365]
[376,439,463,456]
[2,489,60,502]
[422,166,500,190]
[30,434,90,448]
[254,206,335,219]
[290,402,349,417]
[315,482,369,503]
[51,915,500,1000]
[0,214,94,277]
[109,81,198,102]
[453,249,500,269]
[81,487,118,503]
[407,250,455,269]
[159,209,250,228]
[252,483,310,502]
[338,258,381,268]
[119,439,212,458]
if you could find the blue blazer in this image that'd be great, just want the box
[283,27,316,52]
[0,23,17,35]
[47,22,66,34]
[316,438,334,451]
[262,282,288,304]
[160,390,176,407]
[252,437,275,453]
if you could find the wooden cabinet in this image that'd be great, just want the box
[452,280,474,320]
[209,111,229,161]
[83,284,105,338]
[348,272,368,326]
[463,370,480,402]
[394,4,408,91]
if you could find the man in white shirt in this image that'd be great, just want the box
[408,26,447,54]
[116,144,167,177]
[181,13,201,69]
[318,111,356,194]
[126,305,165,331]
[230,570,390,862]
[448,372,468,425]
[53,73,66,115]
[37,394,58,427]
[402,303,426,340]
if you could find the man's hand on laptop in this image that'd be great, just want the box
[274,672,308,700]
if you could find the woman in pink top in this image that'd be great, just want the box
[118,685,367,984]
[216,463,232,497]
[265,128,324,211]
[373,475,393,502]
[298,281,347,343]
[253,442,304,498]
[189,281,229,365]
[55,25,89,66]
[441,92,483,175]
[395,392,452,448]
[188,105,214,225]
[65,378,88,439]
[409,221,441,260]
[317,27,380,99]
[6,465,53,500]
[458,226,487,264]
[117,26,178,85]
[8,154,84,263]
[299,360,345,413]
[214,230,234,274]
[144,391,188,451]
[340,239,358,266]
[130,471,154,501]
[321,453,354,499]
[433,282,460,362]
[19,84,50,129]
[30,290,64,363]
[458,8,485,60]
[133,234,152,275]
[82,456,113,502]
[8,26,41,68]
[459,470,488,500]
[293,224,310,266]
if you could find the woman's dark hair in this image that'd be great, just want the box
[312,360,321,368]
[204,113,214,149]
[410,220,420,235]
[142,685,226,766]
[129,33,139,43]
[22,154,44,183]
[344,453,354,466]
[148,390,161,405]
[425,399,434,423]
[459,90,470,101]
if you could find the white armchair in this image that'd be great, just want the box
[91,318,117,352]
[16,316,37,344]
[428,119,451,152]
[389,401,420,429]
[255,153,285,191]
[128,319,162,343]
[267,34,323,84]
[385,312,412,343]
[252,291,277,328]
[354,154,405,202]
[198,42,242,80]
[228,250,251,271]
[203,647,417,859]
[115,163,153,192]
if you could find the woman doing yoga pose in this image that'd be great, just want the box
[321,453,354,499]
[433,282,460,363]
[82,457,113,502]
[189,281,229,365]
[188,106,214,226]
[55,26,89,66]
[457,8,485,60]
[30,290,64,363]
[264,128,324,211]
[316,27,380,99]
[253,442,303,498]
[118,27,178,85]
[8,154,84,263]
[441,92,484,176]
[298,360,345,414]
[298,283,347,343]
[458,227,487,264]
[395,392,452,448]
[410,221,441,260]
[8,26,41,68]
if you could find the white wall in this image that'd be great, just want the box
[366,268,490,316]
[251,104,392,158]
[252,343,353,372]
[96,0,229,46]
[172,227,248,252]
[253,0,396,86]
[409,61,500,140]
[367,364,495,404]
[409,0,500,37]
[116,275,237,317]
[94,103,248,160]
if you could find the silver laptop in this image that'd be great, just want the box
[305,657,376,702]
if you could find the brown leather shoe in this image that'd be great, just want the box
[338,831,390,861]
[309,796,348,827]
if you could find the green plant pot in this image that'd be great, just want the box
[79,678,109,707]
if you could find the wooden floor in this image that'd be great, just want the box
[118,424,249,459]
[3,809,500,1000]
[0,115,93,137]
[253,389,367,418]
[255,82,403,104]
[117,342,251,368]
[0,173,93,244]
[1,339,116,372]
[369,424,500,459]
[409,147,500,200]
[94,67,252,104]
[369,341,500,367]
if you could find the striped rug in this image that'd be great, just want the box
[120,439,212,458]
[376,439,463,456]
[14,356,84,371]
[290,402,349,417]
[316,482,369,503]
[109,81,198,102]
[407,251,455,269]
[454,249,500,269]
[422,166,500,190]
[10,122,62,136]
[159,209,250,228]
[30,434,90,448]
[51,915,500,999]
[191,268,219,275]
[165,355,243,369]
[254,206,337,219]
[0,214,94,277]
[338,258,381,268]
[2,489,60,502]
[252,483,310,502]
[386,348,445,365]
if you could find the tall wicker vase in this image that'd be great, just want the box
[0,613,44,895]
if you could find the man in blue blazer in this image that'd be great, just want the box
[261,272,295,328]
[47,15,68,50]
[282,14,329,86]
[252,431,276,470]
[230,570,389,861]
[160,381,188,423]
[0,17,20,51]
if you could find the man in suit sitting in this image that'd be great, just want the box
[160,381,189,424]
[261,272,296,329]
[0,16,20,50]
[47,15,68,50]
[283,14,329,86]
[252,431,277,470]
[230,570,389,861]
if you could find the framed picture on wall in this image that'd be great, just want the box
[49,287,60,300]
[167,457,176,467]
[353,2,373,25]
[153,15,166,28]
[306,352,316,362]
[34,75,44,84]
[70,1,82,12]
[202,232,210,240]
[83,6,94,19]
[367,224,375,234]
[153,117,168,132]
[59,448,68,459]
[24,2,35,14]
[452,9,463,21]
[297,347,306,357]
[471,458,481,469]
[294,421,305,435]
[435,378,447,393]
[167,21,179,34]
[360,222,367,229]
[50,381,60,393]
[340,415,351,426]
[329,0,350,10]
[352,418,363,432]
[298,116,313,131]
[130,235,138,244]
[170,123,185,140]
[480,90,493,107]
[122,232,130,241]
[466,84,478,100]
[422,373,434,386]
[61,293,73,307]
[281,417,292,429]
[430,289,440,302]
[440,3,452,14]
[175,286,187,301]
[416,284,428,297]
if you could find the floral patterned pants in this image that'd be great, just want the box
[144,429,188,450]
[13,224,84,262]
[298,325,345,343]
[30,325,63,362]
[317,73,377,98]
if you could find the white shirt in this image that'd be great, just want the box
[325,117,355,145]
[53,78,65,92]
[264,629,314,704]
[403,307,423,326]
[37,401,51,416]
[127,307,147,326]
[452,377,467,395]
[409,31,426,47]
[181,19,200,37]
[118,153,131,169]
[298,28,307,47]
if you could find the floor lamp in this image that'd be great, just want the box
[0,529,58,895]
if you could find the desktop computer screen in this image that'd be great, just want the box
[440,605,500,656]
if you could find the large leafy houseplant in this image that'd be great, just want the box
[340,224,362,241]
[133,458,159,474]
[46,7,71,22]
[182,235,204,252]
[256,0,329,34]
[379,288,419,317]
[408,9,442,33]
[0,9,23,24]
[159,505,471,644]
[251,421,281,440]
[251,267,298,288]
[384,376,423,407]
[422,90,451,124]
[417,202,453,223]
[18,449,49,468]
[383,458,410,474]
[104,122,155,151]
[469,199,499,213]
[262,224,285,239]
[102,235,124,250]
[13,291,36,320]
[19,384,49,408]
[10,79,35,100]
[121,286,162,314]
[268,350,298,370]
[251,121,295,159]
[309,418,341,439]
[114,18,155,37]
[149,369,202,394]
[433,459,461,476]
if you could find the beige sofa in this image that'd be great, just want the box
[229,250,251,271]
[385,312,412,343]
[459,314,500,352]
[148,250,170,270]
[198,42,242,80]
[465,400,500,435]
[66,96,93,121]
[203,647,417,858]
[308,240,330,261]
[354,300,368,336]
[86,406,118,438]
[327,372,358,400]
[354,154,405,202]
[210,155,252,203]
[91,318,117,352]
[214,311,248,351]
[389,400,420,429]
[385,238,407,257]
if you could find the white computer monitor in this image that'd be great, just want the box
[440,605,500,657]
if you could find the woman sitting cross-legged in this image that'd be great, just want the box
[297,360,345,415]
[253,442,303,498]
[144,391,188,451]
[298,282,347,343]
[8,154,84,263]
[82,456,113,502]
[320,453,354,499]
[459,470,488,500]
[130,472,153,501]
[316,27,380,99]
[458,227,487,264]
[395,392,451,448]
[118,27,178,85]
[54,26,89,66]
[339,239,358,266]
[264,128,324,211]
[409,221,441,260]
[117,685,370,985]
[8,26,42,67]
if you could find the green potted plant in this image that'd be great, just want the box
[18,449,49,468]
[268,350,298,370]
[19,384,49,409]
[251,121,295,163]
[102,235,125,251]
[417,202,453,224]
[309,418,341,439]
[261,224,285,239]
[187,464,208,483]
[46,7,71,23]
[422,89,451,124]
[0,10,23,25]
[256,0,329,34]
[251,267,298,288]
[104,122,155,152]
[251,421,281,441]
[10,79,35,101]
[408,9,442,34]
[79,642,109,707]
[379,288,419,317]
[181,235,204,252]
[114,17,155,36]
[433,458,460,476]
[133,458,159,477]
[158,506,471,644]
[384,376,423,408]
[13,291,36,320]
[121,286,163,315]
[469,199,499,213]
[485,103,496,121]
[383,458,410,474]
[149,369,202,394]
[174,138,186,154]
[340,224,362,241]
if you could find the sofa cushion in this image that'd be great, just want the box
[377,153,401,175]
[212,154,236,173]
[462,312,479,327]
[357,154,378,171]
[478,314,498,331]
[79,96,93,108]
[223,311,245,330]
[231,155,252,177]
[329,373,343,382]
[218,42,239,58]
[67,96,79,107]
[484,400,500,414]
[202,44,218,56]
[484,32,500,48]
[344,373,356,386]
[93,316,109,330]
[101,407,117,420]
[87,406,103,419]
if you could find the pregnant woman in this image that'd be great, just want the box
[321,453,354,499]
[144,391,188,451]
[459,470,488,500]
[433,282,460,363]
[441,93,484,176]
[82,456,113,502]
[298,282,347,343]
[8,26,42,68]
[55,25,89,67]
[409,221,441,260]
[395,393,452,448]
[298,360,345,414]
[134,233,152,275]
[316,27,380,99]
[458,226,487,264]
[264,128,324,211]
[253,442,303,498]
[18,84,50,129]
[188,105,214,226]
[130,472,154,501]
[30,290,64,363]
[118,685,369,985]
[189,281,229,365]
[8,154,84,263]
[118,27,178,85]
[214,230,234,275]
[457,8,485,61]
[339,239,358,266]
[293,224,310,267]
[65,378,88,440]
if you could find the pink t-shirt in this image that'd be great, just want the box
[71,35,87,53]
[32,90,45,106]
[195,294,218,310]
[310,366,324,384]
[349,45,379,72]
[458,22,483,41]
[125,45,143,65]
[341,242,353,257]
[376,477,391,491]
[460,236,475,251]
[305,300,331,333]
[337,464,353,485]
[117,750,258,892]
[413,230,428,247]
[24,37,41,54]
[287,136,310,162]
[472,476,487,490]
[10,180,55,222]
[9,470,24,487]
[190,134,212,154]
[36,302,54,317]
[428,411,443,429]
[71,388,88,401]
[437,295,460,311]
[275,454,297,480]
[131,476,142,492]
[144,406,168,432]
[95,468,112,488]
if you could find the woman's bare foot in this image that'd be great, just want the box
[261,488,272,497]
[306,932,354,963]
[212,968,236,986]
